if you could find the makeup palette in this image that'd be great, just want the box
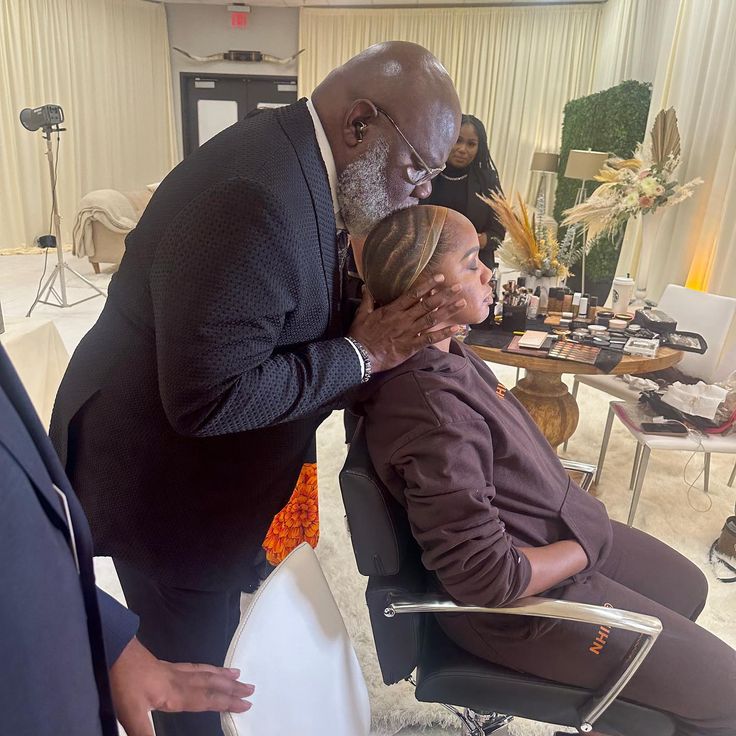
[504,334,555,358]
[548,341,601,365]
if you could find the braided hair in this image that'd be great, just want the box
[462,114,496,175]
[362,206,452,306]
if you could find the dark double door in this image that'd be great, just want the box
[181,73,298,157]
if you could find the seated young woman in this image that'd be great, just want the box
[356,205,735,736]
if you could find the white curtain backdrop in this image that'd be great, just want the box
[592,0,679,93]
[0,0,177,249]
[299,5,604,207]
[613,0,736,300]
[300,1,736,301]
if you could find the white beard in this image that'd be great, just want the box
[337,138,397,237]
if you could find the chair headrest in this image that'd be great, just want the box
[339,421,411,577]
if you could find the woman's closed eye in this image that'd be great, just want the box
[462,247,481,271]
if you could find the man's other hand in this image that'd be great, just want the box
[348,272,466,374]
[110,637,254,736]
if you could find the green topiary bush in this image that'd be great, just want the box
[553,80,652,300]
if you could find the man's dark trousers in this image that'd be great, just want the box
[115,561,242,736]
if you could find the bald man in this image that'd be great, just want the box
[50,42,462,735]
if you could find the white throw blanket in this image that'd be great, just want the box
[72,189,138,258]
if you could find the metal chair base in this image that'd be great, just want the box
[442,705,512,735]
[406,675,513,735]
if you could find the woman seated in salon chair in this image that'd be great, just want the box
[353,205,736,736]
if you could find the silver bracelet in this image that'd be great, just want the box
[345,336,372,383]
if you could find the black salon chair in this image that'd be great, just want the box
[339,422,677,736]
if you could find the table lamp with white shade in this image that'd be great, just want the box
[530,151,559,216]
[564,149,609,292]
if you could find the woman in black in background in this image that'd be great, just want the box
[424,114,505,267]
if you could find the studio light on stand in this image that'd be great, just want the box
[20,104,106,317]
[564,149,609,293]
[530,151,559,216]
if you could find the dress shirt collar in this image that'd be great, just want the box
[306,98,344,230]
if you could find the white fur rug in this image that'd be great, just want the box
[313,363,736,736]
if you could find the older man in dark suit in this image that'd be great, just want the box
[0,347,254,736]
[50,41,462,735]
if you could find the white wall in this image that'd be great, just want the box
[165,3,300,158]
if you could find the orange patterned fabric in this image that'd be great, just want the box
[262,463,319,565]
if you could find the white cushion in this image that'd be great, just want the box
[612,402,736,453]
[577,374,640,401]
[657,285,736,383]
[222,543,371,736]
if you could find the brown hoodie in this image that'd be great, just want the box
[360,338,613,618]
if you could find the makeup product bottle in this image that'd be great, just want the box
[588,295,599,320]
[536,286,548,313]
[571,292,582,318]
[548,288,563,313]
[527,294,540,319]
[562,293,573,312]
[579,294,589,320]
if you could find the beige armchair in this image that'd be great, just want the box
[72,188,154,273]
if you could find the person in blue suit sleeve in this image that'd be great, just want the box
[0,346,254,736]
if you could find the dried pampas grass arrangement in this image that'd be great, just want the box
[563,107,702,243]
[481,192,577,278]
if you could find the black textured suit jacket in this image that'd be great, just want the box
[50,101,361,590]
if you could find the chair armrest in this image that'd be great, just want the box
[383,593,661,734]
[560,459,597,491]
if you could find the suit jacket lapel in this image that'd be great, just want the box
[276,100,339,324]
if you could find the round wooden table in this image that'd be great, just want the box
[468,341,683,449]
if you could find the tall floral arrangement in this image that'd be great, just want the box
[562,108,703,243]
[482,192,582,279]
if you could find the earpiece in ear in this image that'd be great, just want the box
[355,121,367,143]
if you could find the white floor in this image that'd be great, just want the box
[0,249,114,352]
[2,252,734,736]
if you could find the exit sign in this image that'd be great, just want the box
[228,4,250,28]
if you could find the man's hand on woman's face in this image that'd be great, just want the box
[348,272,466,374]
[110,637,255,736]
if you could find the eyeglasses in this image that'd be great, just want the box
[374,105,445,186]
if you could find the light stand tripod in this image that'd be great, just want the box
[572,180,590,293]
[26,125,106,317]
[563,149,609,294]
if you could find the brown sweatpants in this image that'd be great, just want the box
[447,522,736,735]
